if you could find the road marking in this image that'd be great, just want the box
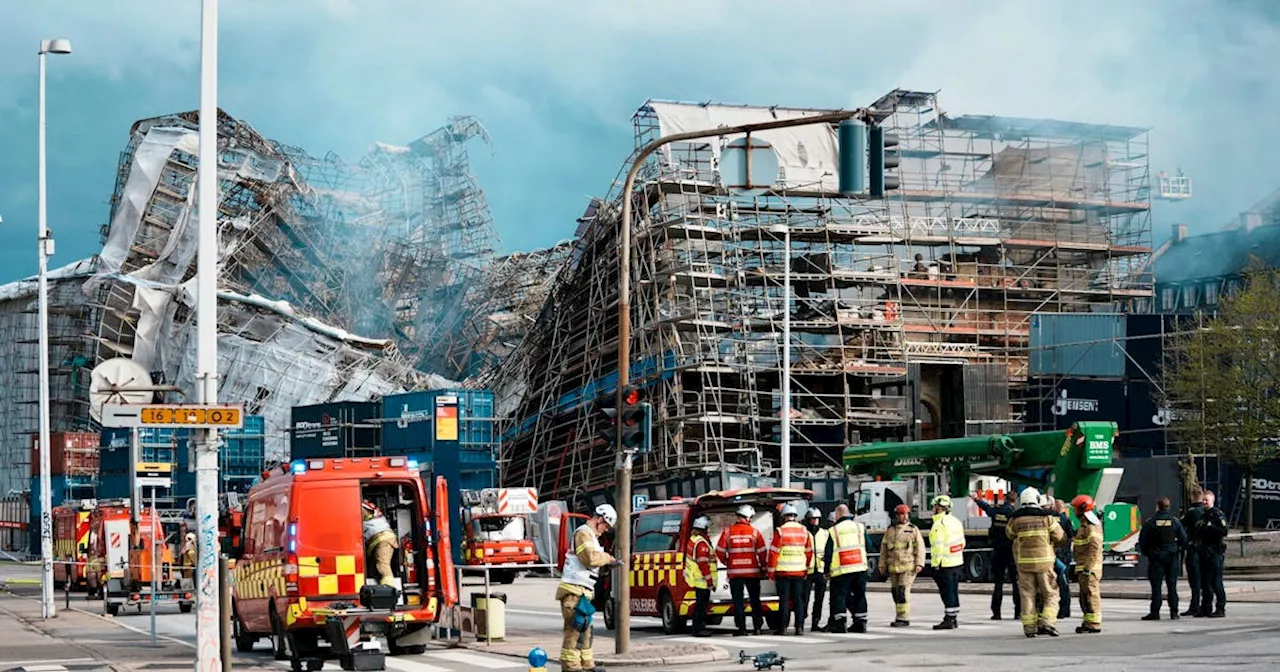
[21,666,68,672]
[811,632,892,640]
[0,661,96,668]
[423,651,526,669]
[380,657,451,672]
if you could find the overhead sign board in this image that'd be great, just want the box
[103,403,244,429]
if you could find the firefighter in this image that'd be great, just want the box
[803,508,828,631]
[1139,496,1186,620]
[1180,486,1206,617]
[684,515,716,637]
[715,504,768,636]
[824,504,869,633]
[973,490,1019,620]
[928,495,965,630]
[768,503,814,635]
[361,500,399,587]
[1198,490,1228,617]
[1007,487,1065,637]
[179,532,197,580]
[557,504,616,672]
[1070,495,1103,633]
[879,504,924,627]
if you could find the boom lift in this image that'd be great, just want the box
[842,421,1141,580]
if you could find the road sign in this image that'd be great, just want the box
[633,494,649,511]
[102,403,244,429]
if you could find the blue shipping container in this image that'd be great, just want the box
[100,427,187,471]
[96,473,133,500]
[1030,313,1127,379]
[381,389,496,455]
[291,402,380,459]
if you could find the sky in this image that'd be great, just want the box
[2,0,1280,281]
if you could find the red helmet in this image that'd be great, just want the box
[1071,494,1095,514]
[362,500,378,513]
[893,504,910,517]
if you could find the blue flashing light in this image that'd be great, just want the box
[290,460,307,474]
[288,522,298,552]
[407,458,419,470]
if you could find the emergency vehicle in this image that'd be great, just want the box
[613,487,812,634]
[52,500,94,591]
[228,456,458,671]
[84,499,193,615]
[460,487,539,583]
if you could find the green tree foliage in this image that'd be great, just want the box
[1164,267,1280,531]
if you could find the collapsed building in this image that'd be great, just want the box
[0,110,504,498]
[496,90,1154,505]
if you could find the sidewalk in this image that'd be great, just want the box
[867,577,1280,602]
[458,628,730,667]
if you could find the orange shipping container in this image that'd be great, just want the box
[31,432,101,476]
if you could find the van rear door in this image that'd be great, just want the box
[292,481,365,600]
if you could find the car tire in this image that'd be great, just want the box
[965,551,987,583]
[602,597,616,631]
[659,591,686,635]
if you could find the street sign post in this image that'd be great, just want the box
[102,404,244,429]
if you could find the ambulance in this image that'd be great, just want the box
[617,487,812,634]
[52,500,94,591]
[229,456,458,666]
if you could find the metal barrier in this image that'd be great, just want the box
[1225,529,1280,558]
[450,563,556,647]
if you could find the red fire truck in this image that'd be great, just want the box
[52,501,93,590]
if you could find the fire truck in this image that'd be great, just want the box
[228,456,458,672]
[459,487,539,583]
[52,500,94,591]
[84,499,194,615]
[608,487,812,634]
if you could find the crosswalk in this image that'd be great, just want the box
[266,650,523,672]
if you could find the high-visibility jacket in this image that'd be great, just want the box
[715,520,767,579]
[826,518,868,576]
[561,524,612,592]
[1072,517,1103,577]
[879,522,925,574]
[1006,508,1064,572]
[683,532,717,589]
[768,521,814,578]
[929,512,965,569]
[807,525,828,574]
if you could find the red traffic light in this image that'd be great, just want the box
[624,388,640,405]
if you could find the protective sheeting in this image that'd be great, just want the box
[647,101,842,192]
[99,127,198,273]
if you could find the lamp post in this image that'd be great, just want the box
[769,224,792,488]
[37,36,72,621]
[613,108,868,652]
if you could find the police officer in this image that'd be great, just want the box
[684,515,716,637]
[879,504,924,626]
[929,495,966,630]
[715,504,768,636]
[973,490,1019,620]
[1139,496,1187,620]
[768,503,814,635]
[802,508,829,631]
[1008,487,1064,637]
[1198,490,1228,617]
[1052,499,1074,619]
[1180,486,1206,617]
[824,504,869,633]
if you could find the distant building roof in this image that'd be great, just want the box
[1153,224,1280,283]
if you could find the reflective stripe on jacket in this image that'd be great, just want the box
[828,518,867,576]
[683,533,716,589]
[768,521,814,578]
[363,515,398,552]
[1006,508,1064,572]
[929,512,965,569]
[880,522,925,574]
[715,521,767,579]
[561,524,608,591]
[1072,520,1103,576]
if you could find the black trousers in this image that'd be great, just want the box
[1147,551,1179,615]
[776,576,807,630]
[1199,548,1226,614]
[805,572,827,625]
[829,571,869,622]
[990,547,1021,618]
[691,587,710,632]
[729,577,764,631]
[934,565,961,617]
[1184,547,1202,612]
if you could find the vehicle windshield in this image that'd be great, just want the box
[475,515,525,541]
[854,488,872,516]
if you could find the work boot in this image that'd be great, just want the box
[932,616,957,630]
[1170,611,1180,620]
[1180,608,1198,617]
[1038,625,1059,637]
[828,616,848,634]
[692,629,711,637]
[813,622,827,632]
[1142,613,1160,621]
[1209,610,1225,618]
[753,622,764,636]
[990,613,1002,621]
[1075,625,1101,634]
[851,619,867,633]
[1025,632,1037,638]
[794,623,804,636]
[890,619,910,628]
[732,629,748,637]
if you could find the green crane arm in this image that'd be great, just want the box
[842,421,1119,500]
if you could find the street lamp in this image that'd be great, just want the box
[37,36,72,621]
[769,224,792,488]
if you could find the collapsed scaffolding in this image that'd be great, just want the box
[497,90,1153,504]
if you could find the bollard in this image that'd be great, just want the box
[219,556,232,672]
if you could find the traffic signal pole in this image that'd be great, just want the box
[613,107,870,653]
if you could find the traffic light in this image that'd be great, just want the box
[868,125,900,198]
[837,118,867,196]
[599,386,653,452]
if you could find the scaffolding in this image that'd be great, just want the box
[496,90,1154,504]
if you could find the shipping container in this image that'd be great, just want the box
[1025,376,1129,433]
[0,496,28,553]
[30,432,101,476]
[1030,313,1127,379]
[290,401,380,459]
[100,427,186,472]
[96,473,132,500]
[381,390,496,455]
[29,476,69,514]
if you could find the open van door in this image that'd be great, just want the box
[556,512,590,572]
[434,476,458,608]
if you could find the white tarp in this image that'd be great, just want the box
[647,102,842,192]
[99,127,199,273]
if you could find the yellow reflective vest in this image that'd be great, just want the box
[929,512,965,569]
[683,533,717,589]
[828,518,868,576]
[809,526,829,574]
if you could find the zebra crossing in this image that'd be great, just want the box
[265,649,524,672]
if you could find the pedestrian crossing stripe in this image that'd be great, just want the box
[271,651,524,672]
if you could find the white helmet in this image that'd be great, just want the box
[780,503,798,517]
[736,504,755,518]
[595,503,618,526]
[692,515,710,530]
[1019,487,1041,507]
[805,507,822,520]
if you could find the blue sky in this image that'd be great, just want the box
[2,0,1279,281]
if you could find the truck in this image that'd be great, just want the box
[458,487,540,583]
[83,499,195,615]
[52,500,94,591]
[228,456,458,672]
[843,421,1142,582]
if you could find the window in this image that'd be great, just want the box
[1161,287,1176,311]
[1204,281,1219,306]
[1181,285,1198,309]
[633,511,681,553]
[854,489,872,516]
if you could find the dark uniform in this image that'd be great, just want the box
[1180,501,1206,616]
[803,518,828,629]
[1054,511,1074,619]
[975,498,1020,619]
[1197,505,1229,616]
[1139,511,1187,619]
